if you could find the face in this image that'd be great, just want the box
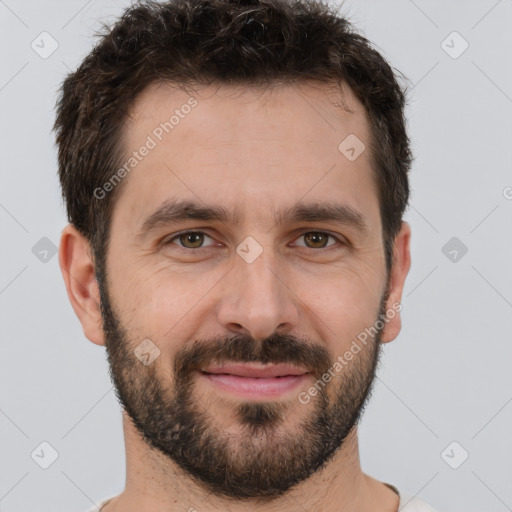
[96,81,397,499]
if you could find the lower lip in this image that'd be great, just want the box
[200,372,310,398]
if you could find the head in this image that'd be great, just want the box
[56,0,412,501]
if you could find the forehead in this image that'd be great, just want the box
[114,80,379,231]
[125,80,369,150]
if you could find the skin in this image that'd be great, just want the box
[59,80,411,512]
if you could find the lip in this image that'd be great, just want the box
[201,362,309,378]
[199,363,311,398]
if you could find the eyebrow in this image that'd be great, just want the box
[137,198,369,237]
[275,202,368,233]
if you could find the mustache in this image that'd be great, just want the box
[173,332,333,383]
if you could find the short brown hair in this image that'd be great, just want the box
[54,0,412,281]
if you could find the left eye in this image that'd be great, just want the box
[292,232,339,249]
[165,231,340,250]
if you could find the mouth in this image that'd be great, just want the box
[199,363,311,398]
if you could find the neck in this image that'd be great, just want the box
[104,413,398,512]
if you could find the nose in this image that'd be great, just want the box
[216,249,300,342]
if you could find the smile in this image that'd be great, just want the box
[199,362,311,398]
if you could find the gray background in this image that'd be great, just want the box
[1,0,511,511]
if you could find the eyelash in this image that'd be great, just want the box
[164,230,345,251]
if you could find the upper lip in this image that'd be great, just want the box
[201,362,309,378]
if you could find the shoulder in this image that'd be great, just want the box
[399,492,439,512]
[83,496,116,512]
[385,483,438,512]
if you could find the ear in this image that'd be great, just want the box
[59,224,105,346]
[380,221,411,344]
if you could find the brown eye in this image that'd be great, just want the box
[296,232,338,249]
[179,232,204,248]
[167,231,216,249]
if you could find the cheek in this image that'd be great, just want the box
[113,263,220,339]
[300,267,383,350]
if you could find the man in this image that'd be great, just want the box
[55,0,437,510]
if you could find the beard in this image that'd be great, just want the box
[98,274,387,501]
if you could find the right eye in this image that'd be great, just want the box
[164,231,219,250]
